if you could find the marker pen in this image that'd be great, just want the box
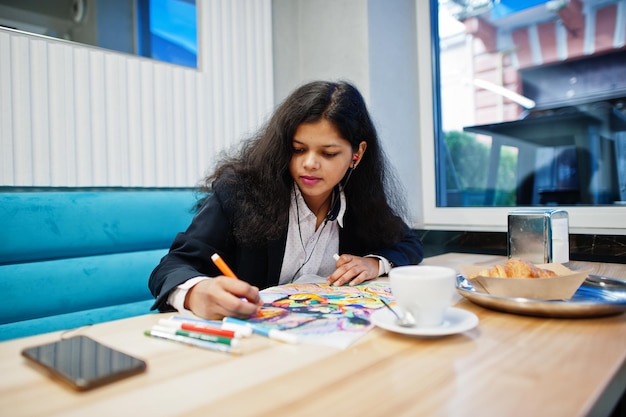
[144,329,234,353]
[158,318,239,339]
[154,322,238,345]
[171,315,253,337]
[211,253,238,279]
[223,317,298,345]
[210,253,258,305]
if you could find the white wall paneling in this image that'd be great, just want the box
[0,0,274,187]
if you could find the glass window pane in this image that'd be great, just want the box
[137,0,197,68]
[435,0,626,207]
[0,0,197,68]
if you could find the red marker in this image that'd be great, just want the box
[158,319,237,339]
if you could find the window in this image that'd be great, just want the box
[418,0,626,233]
[0,0,197,68]
[137,0,197,68]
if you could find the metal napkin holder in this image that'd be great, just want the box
[507,209,569,264]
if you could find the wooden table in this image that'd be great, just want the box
[1,253,625,417]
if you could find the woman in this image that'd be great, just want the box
[149,80,423,319]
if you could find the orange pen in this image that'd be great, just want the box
[211,253,259,307]
[211,253,238,279]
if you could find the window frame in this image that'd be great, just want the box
[416,0,626,235]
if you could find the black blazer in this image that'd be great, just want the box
[149,182,424,312]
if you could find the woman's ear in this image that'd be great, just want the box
[351,142,367,169]
[354,141,367,166]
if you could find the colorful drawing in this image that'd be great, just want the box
[249,282,392,349]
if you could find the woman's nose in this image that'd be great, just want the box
[303,153,320,169]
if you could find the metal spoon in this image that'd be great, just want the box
[380,298,415,327]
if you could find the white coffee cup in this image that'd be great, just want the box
[388,265,457,328]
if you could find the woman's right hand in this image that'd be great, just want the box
[184,277,262,319]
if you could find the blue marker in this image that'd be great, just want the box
[223,317,299,344]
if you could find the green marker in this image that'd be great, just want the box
[150,325,238,347]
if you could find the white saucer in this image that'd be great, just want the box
[370,307,479,337]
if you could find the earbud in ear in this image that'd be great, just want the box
[350,154,359,170]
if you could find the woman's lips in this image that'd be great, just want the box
[300,176,321,186]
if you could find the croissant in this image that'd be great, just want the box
[470,258,557,279]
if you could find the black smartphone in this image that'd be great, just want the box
[21,335,147,391]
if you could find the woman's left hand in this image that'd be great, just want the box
[327,254,379,286]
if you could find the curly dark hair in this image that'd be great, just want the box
[198,80,409,247]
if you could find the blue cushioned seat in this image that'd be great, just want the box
[0,188,197,341]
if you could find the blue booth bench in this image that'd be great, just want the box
[0,188,198,341]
